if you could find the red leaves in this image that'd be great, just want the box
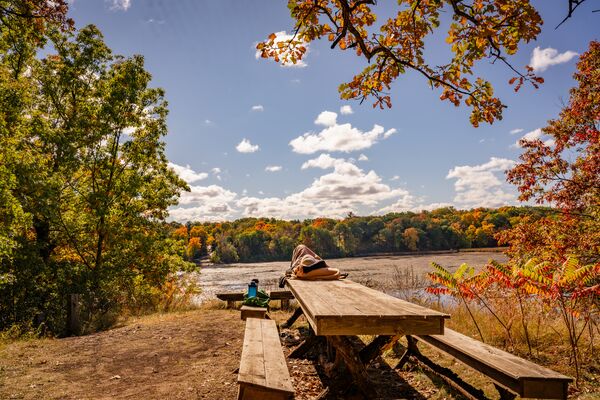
[507,41,600,217]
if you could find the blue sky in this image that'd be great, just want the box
[66,0,598,222]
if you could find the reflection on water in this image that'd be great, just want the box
[196,251,507,303]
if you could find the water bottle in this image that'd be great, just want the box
[248,279,258,298]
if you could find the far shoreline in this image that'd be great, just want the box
[201,247,508,267]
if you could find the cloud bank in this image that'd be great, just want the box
[447,157,517,208]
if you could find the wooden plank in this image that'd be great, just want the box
[417,329,572,399]
[238,318,294,396]
[288,279,448,317]
[217,291,293,301]
[216,292,245,301]
[317,315,443,336]
[241,306,267,321]
[260,319,295,394]
[239,318,267,387]
[269,290,294,300]
[285,280,339,335]
[286,279,448,336]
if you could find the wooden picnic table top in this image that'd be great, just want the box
[286,279,449,336]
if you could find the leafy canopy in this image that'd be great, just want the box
[258,0,550,126]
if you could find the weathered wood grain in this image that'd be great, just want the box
[416,328,572,399]
[217,291,294,309]
[238,318,294,399]
[286,279,449,336]
[240,306,267,321]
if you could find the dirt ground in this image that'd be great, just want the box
[0,309,246,400]
[1,306,596,400]
[0,306,467,400]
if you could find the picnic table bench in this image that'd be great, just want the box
[237,318,294,400]
[285,278,571,399]
[285,278,449,397]
[401,328,572,399]
[216,290,294,309]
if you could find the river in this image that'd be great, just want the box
[196,251,507,302]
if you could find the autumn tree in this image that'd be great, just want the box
[402,227,420,251]
[501,40,600,264]
[257,1,593,126]
[490,41,599,384]
[0,23,191,333]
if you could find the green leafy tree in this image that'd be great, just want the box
[0,24,191,333]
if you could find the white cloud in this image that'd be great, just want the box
[236,138,260,153]
[358,154,368,161]
[383,128,397,139]
[168,162,208,184]
[238,157,410,219]
[290,111,396,154]
[314,111,337,127]
[265,165,282,172]
[254,31,309,68]
[204,119,213,125]
[108,0,131,11]
[530,47,578,72]
[377,199,454,215]
[375,194,418,214]
[340,105,353,115]
[211,167,222,181]
[169,153,460,222]
[168,205,234,222]
[251,105,264,112]
[390,175,400,181]
[512,128,544,148]
[301,154,340,170]
[415,203,454,212]
[447,157,517,208]
[178,184,237,206]
[510,128,524,135]
[170,184,238,221]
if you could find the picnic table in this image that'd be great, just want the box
[285,278,449,397]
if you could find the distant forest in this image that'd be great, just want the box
[170,206,551,263]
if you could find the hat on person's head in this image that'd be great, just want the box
[299,254,326,272]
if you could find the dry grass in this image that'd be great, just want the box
[382,270,600,398]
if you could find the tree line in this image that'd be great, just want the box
[170,206,551,263]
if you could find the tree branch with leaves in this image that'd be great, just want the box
[257,0,550,126]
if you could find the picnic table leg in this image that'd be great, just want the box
[395,336,489,400]
[359,335,400,365]
[328,335,378,398]
[494,384,516,400]
[289,326,324,359]
[395,335,419,370]
[280,306,303,329]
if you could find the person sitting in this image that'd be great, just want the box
[289,244,346,280]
